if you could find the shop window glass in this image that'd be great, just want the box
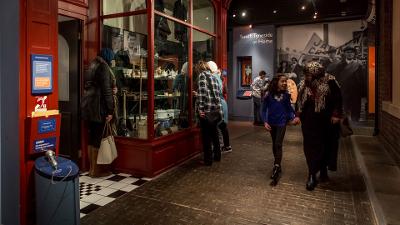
[193,0,214,33]
[102,0,146,15]
[154,15,189,137]
[103,15,149,139]
[154,0,189,23]
[192,30,215,123]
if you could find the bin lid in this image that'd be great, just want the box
[35,156,79,181]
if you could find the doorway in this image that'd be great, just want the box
[58,15,82,163]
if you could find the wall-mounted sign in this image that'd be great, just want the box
[240,32,274,45]
[38,118,56,134]
[33,137,57,153]
[34,96,48,112]
[31,54,53,94]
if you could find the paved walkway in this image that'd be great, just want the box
[81,122,376,225]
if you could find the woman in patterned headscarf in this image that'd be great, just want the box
[296,61,343,191]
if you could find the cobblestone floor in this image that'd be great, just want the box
[81,123,376,225]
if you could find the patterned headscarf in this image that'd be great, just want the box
[303,61,325,79]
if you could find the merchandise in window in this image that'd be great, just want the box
[154,15,189,137]
[154,0,190,23]
[103,15,149,139]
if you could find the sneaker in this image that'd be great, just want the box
[221,146,232,153]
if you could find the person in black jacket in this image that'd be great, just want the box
[296,61,343,191]
[82,48,116,177]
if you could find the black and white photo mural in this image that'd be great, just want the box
[277,20,370,122]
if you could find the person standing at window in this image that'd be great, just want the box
[195,61,223,166]
[251,70,269,126]
[82,48,117,177]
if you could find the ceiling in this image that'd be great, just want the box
[228,0,370,27]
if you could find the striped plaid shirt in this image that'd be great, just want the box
[196,71,223,117]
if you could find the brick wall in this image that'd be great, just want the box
[377,0,400,164]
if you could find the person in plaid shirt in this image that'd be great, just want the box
[195,61,223,166]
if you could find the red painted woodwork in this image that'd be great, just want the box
[114,129,201,177]
[59,0,88,8]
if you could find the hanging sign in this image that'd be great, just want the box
[31,54,53,94]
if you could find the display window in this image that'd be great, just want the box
[154,0,190,23]
[193,0,215,33]
[102,0,146,15]
[100,0,216,140]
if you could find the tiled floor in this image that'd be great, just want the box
[79,172,151,218]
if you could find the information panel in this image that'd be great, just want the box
[31,54,53,94]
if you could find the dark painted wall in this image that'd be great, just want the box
[228,25,275,120]
[0,0,20,224]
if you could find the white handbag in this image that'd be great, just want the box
[97,122,118,164]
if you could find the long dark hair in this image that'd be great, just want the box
[266,73,287,96]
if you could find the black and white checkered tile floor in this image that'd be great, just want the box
[79,172,151,218]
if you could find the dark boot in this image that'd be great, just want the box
[306,174,318,191]
[270,164,281,179]
[319,167,329,182]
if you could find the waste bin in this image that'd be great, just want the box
[35,156,80,225]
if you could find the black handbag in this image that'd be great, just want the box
[340,117,353,137]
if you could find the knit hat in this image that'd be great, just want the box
[303,61,325,78]
[207,61,219,73]
[99,48,115,65]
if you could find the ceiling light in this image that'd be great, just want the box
[273,9,278,14]
[301,5,306,10]
[233,14,236,18]
[241,11,246,17]
[314,12,318,15]
[313,15,317,19]
[249,24,252,28]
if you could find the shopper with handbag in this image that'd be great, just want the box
[195,61,223,166]
[262,74,300,185]
[81,48,117,177]
[296,61,343,191]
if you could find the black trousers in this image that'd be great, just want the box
[270,125,287,165]
[253,96,263,124]
[199,118,221,164]
[218,121,230,147]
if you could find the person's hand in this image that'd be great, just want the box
[106,115,113,122]
[113,87,118,94]
[199,112,205,118]
[331,116,340,124]
[264,122,271,131]
[290,117,300,125]
[192,91,198,96]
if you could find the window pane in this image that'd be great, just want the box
[103,0,146,15]
[193,0,214,33]
[154,15,189,137]
[155,0,189,23]
[192,30,215,123]
[103,15,149,139]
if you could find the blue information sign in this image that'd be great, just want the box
[31,54,53,94]
[33,137,57,153]
[38,118,56,134]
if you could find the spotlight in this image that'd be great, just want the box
[301,5,306,10]
[241,11,246,17]
[314,12,318,15]
[313,15,317,19]
[233,14,236,18]
[273,9,278,14]
[249,24,252,28]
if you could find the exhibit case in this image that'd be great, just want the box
[99,0,218,177]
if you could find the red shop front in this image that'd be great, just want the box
[18,0,230,224]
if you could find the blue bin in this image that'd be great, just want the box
[35,156,80,225]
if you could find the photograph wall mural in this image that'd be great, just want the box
[277,20,370,122]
